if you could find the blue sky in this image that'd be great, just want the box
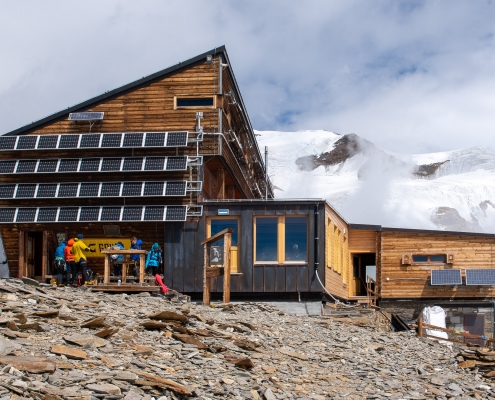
[1,1,494,153]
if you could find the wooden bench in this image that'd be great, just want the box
[101,250,148,284]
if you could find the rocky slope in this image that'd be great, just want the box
[0,280,493,399]
[256,130,495,233]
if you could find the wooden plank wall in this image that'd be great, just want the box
[381,232,495,298]
[324,204,349,300]
[348,230,377,253]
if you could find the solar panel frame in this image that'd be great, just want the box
[0,208,16,222]
[100,207,121,221]
[15,208,37,222]
[58,159,80,172]
[101,158,122,172]
[143,206,165,221]
[79,134,101,148]
[0,185,16,198]
[122,206,143,221]
[143,182,164,196]
[166,131,188,147]
[0,161,17,174]
[165,181,187,196]
[144,132,166,147]
[431,269,462,285]
[79,207,100,222]
[123,133,144,147]
[165,157,187,171]
[101,134,122,148]
[57,207,79,222]
[122,158,143,171]
[36,184,57,198]
[16,136,38,150]
[466,269,495,285]
[79,183,100,197]
[79,158,101,172]
[15,184,37,198]
[100,182,121,197]
[36,208,57,222]
[165,206,187,221]
[37,135,59,149]
[144,157,165,171]
[68,112,104,120]
[58,183,78,198]
[0,136,17,150]
[16,160,38,173]
[121,182,143,197]
[58,135,80,149]
[37,159,58,173]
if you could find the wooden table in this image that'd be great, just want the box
[100,249,148,284]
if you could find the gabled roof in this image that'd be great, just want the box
[3,45,252,138]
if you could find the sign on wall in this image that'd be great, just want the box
[210,246,224,265]
[82,238,132,258]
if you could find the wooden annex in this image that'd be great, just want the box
[1,45,495,339]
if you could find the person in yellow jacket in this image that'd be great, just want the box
[71,234,95,284]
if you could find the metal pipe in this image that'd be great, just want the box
[265,146,268,200]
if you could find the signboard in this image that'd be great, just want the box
[210,246,224,265]
[80,238,132,258]
[217,209,229,215]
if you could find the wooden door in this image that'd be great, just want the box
[351,255,361,296]
[26,235,35,278]
[464,314,485,346]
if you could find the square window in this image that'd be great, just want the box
[285,217,307,262]
[210,219,238,246]
[255,218,278,262]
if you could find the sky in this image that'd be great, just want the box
[1,1,495,154]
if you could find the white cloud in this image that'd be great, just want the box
[1,1,494,154]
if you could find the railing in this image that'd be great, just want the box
[365,275,380,306]
[201,228,233,305]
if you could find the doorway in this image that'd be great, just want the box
[26,232,43,279]
[351,253,376,296]
[464,314,485,346]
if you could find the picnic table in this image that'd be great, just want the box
[100,249,148,284]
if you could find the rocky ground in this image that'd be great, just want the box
[0,279,493,400]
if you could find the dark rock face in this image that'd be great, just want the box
[414,161,450,178]
[431,206,482,232]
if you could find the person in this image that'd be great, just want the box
[54,241,66,285]
[111,242,125,277]
[146,243,162,276]
[71,234,94,285]
[64,238,75,285]
[130,236,142,277]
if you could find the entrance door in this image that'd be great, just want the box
[352,255,361,296]
[26,232,43,279]
[208,218,240,273]
[464,314,485,346]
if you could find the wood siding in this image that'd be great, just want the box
[380,231,495,299]
[348,230,377,253]
[324,204,349,300]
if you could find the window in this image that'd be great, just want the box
[254,216,307,264]
[207,217,240,273]
[175,97,215,108]
[412,254,446,263]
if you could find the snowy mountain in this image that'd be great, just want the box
[255,130,495,233]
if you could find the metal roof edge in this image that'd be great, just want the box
[3,46,227,137]
[348,223,382,231]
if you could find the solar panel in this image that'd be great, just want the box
[0,185,15,198]
[101,158,121,171]
[166,132,188,147]
[165,181,187,196]
[0,161,16,174]
[144,157,165,171]
[36,184,57,198]
[68,112,104,120]
[100,182,121,197]
[37,135,58,149]
[166,206,187,221]
[16,160,37,173]
[166,157,187,170]
[79,158,100,172]
[143,182,164,196]
[16,208,37,222]
[37,160,58,173]
[79,207,100,222]
[79,134,101,148]
[58,135,80,149]
[58,183,78,197]
[16,136,37,150]
[123,133,144,147]
[122,182,142,196]
[101,134,122,148]
[0,137,17,150]
[79,183,99,197]
[0,209,15,222]
[36,208,57,222]
[466,269,495,285]
[122,158,143,171]
[144,132,166,147]
[58,207,79,222]
[58,159,79,172]
[431,269,462,285]
[122,206,143,221]
[143,206,164,221]
[15,184,36,198]
[100,207,121,221]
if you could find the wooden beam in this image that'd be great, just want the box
[42,231,48,282]
[201,228,234,245]
[223,232,231,304]
[217,169,225,200]
[203,243,211,305]
[18,231,25,279]
[227,185,235,199]
[103,254,110,284]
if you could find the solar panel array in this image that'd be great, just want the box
[466,269,495,285]
[0,131,195,151]
[0,205,196,223]
[430,269,462,285]
[0,181,197,198]
[0,156,201,174]
[68,112,104,120]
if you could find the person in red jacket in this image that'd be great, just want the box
[64,238,76,285]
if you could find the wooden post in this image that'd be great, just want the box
[223,232,231,304]
[203,243,211,305]
[121,255,127,283]
[104,254,110,284]
[418,317,423,337]
[217,169,225,200]
[42,231,48,282]
[139,253,145,284]
[227,185,235,199]
[18,231,25,278]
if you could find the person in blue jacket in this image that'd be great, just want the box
[54,241,66,285]
[111,242,125,277]
[130,236,142,277]
[146,243,162,276]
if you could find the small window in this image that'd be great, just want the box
[412,255,446,263]
[254,216,307,264]
[176,97,214,107]
[211,218,238,246]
